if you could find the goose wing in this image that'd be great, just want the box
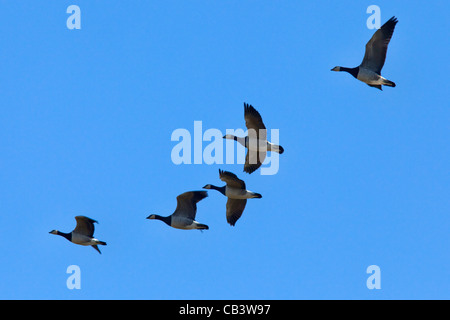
[73,216,97,237]
[219,169,246,190]
[244,103,267,142]
[173,191,208,219]
[226,198,247,226]
[360,16,398,74]
[244,150,265,174]
[244,103,267,174]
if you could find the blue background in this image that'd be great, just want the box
[0,1,448,299]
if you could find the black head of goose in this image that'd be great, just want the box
[146,191,209,230]
[49,216,107,254]
[223,102,284,174]
[203,169,262,226]
[331,16,398,90]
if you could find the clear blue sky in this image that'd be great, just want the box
[0,1,448,300]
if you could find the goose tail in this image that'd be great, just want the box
[383,79,396,87]
[269,144,284,154]
[196,223,209,230]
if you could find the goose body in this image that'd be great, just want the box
[331,16,398,90]
[203,169,262,226]
[357,67,387,84]
[49,216,107,254]
[71,232,102,246]
[230,136,281,153]
[224,185,261,200]
[146,191,209,230]
[224,103,284,174]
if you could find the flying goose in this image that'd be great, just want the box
[223,102,284,174]
[331,16,398,90]
[203,169,262,226]
[49,216,107,254]
[146,191,209,230]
